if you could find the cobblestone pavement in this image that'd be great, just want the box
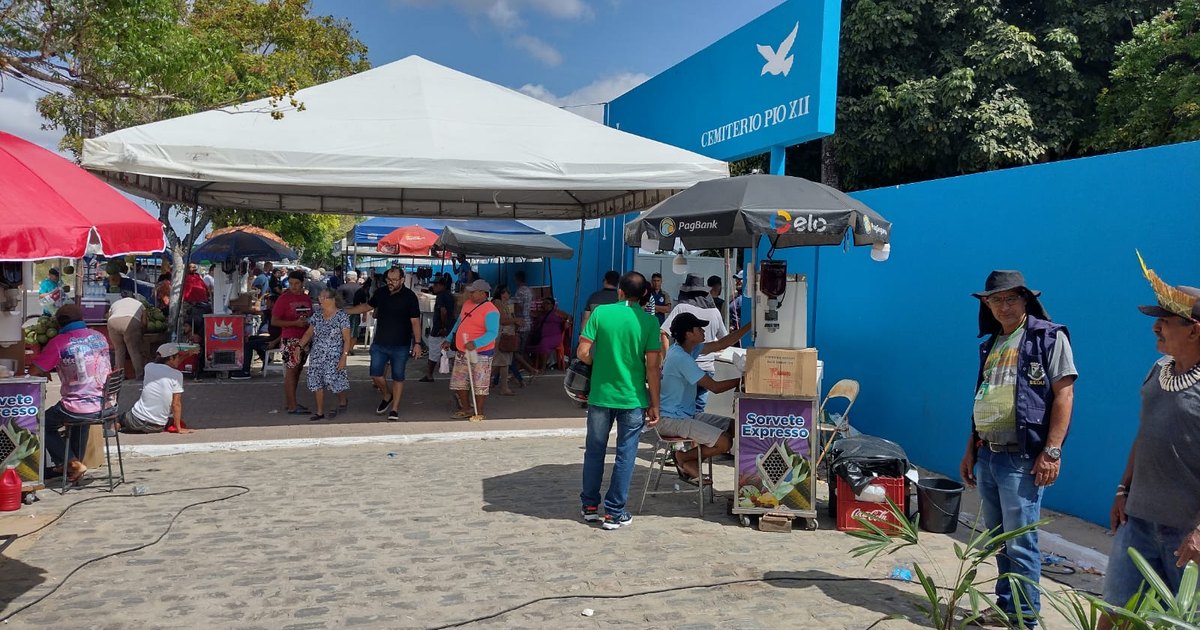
[0,436,1078,629]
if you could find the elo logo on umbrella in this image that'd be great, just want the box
[773,210,793,234]
[658,217,677,237]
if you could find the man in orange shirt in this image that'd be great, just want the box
[443,280,499,421]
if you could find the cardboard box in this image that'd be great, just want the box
[744,348,818,397]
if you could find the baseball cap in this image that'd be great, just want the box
[670,312,709,338]
[467,279,491,293]
[157,342,186,358]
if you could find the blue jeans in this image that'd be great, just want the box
[44,403,91,468]
[694,368,715,414]
[976,447,1044,624]
[369,343,411,380]
[1104,515,1190,607]
[580,405,645,517]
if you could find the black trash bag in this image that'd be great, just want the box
[830,435,909,495]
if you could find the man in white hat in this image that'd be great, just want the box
[118,343,195,434]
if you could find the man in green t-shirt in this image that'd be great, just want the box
[576,271,662,530]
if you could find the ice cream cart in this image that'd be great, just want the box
[0,376,47,493]
[733,395,818,529]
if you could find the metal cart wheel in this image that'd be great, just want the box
[739,515,754,528]
[803,518,818,531]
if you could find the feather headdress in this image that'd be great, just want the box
[1137,250,1199,321]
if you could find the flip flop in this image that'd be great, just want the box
[308,413,325,422]
[671,452,711,486]
[451,410,471,419]
[287,406,311,415]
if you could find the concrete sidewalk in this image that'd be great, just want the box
[0,434,1095,629]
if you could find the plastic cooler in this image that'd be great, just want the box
[835,476,905,533]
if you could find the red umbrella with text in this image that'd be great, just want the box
[0,131,165,260]
[376,225,440,256]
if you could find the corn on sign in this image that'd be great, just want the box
[0,381,44,484]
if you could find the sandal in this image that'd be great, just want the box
[451,410,471,419]
[309,413,325,422]
[287,405,311,415]
[671,452,710,486]
[66,460,87,483]
[326,409,338,419]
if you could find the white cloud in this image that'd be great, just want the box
[0,78,65,152]
[392,0,589,64]
[513,34,563,67]
[518,72,648,122]
[393,0,590,28]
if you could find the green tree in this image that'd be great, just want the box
[778,0,1171,191]
[2,0,368,319]
[1090,0,1200,151]
[210,211,353,268]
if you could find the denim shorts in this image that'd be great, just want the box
[369,343,411,381]
[1104,515,1191,607]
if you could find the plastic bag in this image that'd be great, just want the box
[438,354,450,374]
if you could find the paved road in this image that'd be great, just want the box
[0,435,1084,629]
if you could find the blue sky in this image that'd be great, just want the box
[0,1,783,233]
[1,0,785,145]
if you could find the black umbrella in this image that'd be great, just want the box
[623,174,892,251]
[192,229,298,262]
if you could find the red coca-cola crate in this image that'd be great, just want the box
[836,476,905,533]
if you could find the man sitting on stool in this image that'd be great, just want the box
[658,312,749,482]
[118,343,195,434]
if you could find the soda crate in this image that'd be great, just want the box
[835,476,905,533]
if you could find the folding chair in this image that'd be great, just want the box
[61,369,126,493]
[815,379,860,470]
[638,430,714,516]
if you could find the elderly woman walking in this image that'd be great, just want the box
[443,280,499,421]
[299,288,353,421]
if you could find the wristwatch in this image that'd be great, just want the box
[1044,446,1062,461]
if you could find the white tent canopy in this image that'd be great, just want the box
[81,56,728,220]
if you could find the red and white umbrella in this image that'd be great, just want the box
[376,225,440,256]
[0,131,166,260]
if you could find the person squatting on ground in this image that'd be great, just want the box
[29,304,112,482]
[345,267,424,422]
[119,343,195,434]
[272,269,313,415]
[445,279,499,420]
[106,294,146,380]
[421,276,455,382]
[299,288,354,421]
[662,273,728,415]
[959,270,1077,628]
[577,271,662,530]
[1099,259,1200,630]
[658,312,751,483]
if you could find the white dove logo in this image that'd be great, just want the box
[757,22,799,77]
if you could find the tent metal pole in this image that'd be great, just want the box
[572,214,585,324]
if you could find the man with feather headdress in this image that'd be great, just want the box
[1100,255,1200,628]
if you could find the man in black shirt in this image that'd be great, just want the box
[581,270,620,329]
[420,276,455,382]
[708,275,725,317]
[345,267,424,421]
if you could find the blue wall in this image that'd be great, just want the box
[772,141,1200,526]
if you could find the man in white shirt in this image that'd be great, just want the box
[119,343,195,434]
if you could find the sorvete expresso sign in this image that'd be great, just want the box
[607,0,842,162]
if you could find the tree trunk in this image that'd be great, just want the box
[820,137,839,189]
[157,202,212,338]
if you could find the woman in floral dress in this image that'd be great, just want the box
[299,288,353,421]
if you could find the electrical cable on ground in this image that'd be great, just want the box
[0,485,250,623]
